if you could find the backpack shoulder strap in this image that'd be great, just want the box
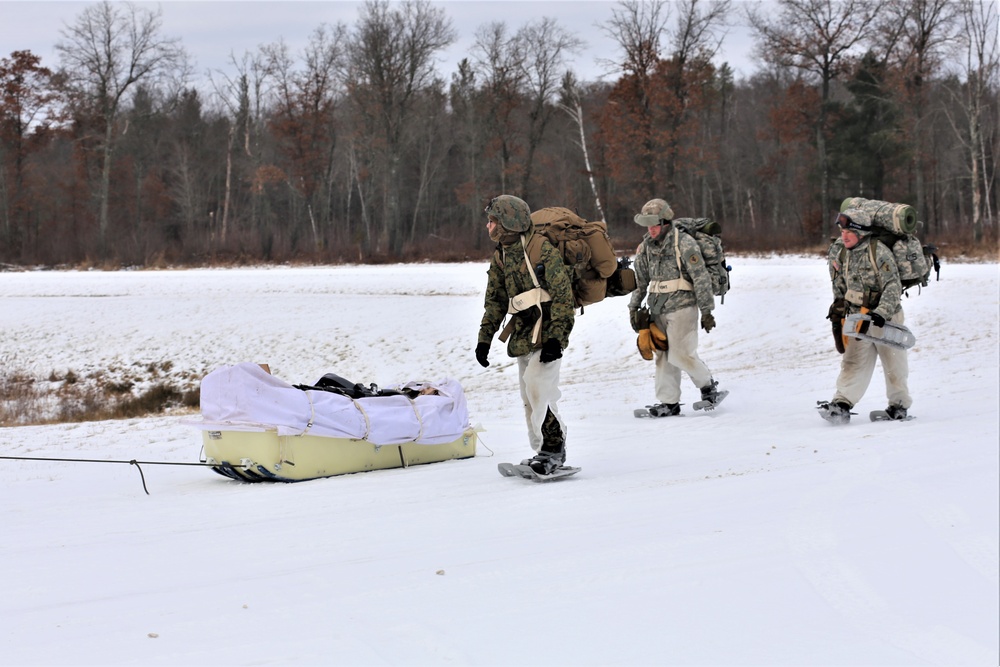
[521,234,543,288]
[673,227,683,274]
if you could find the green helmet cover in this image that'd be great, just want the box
[485,195,532,232]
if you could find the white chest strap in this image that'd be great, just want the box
[499,235,550,344]
[649,228,693,293]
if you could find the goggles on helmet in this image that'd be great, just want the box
[836,212,869,232]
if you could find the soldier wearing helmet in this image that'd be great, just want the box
[628,198,725,416]
[476,195,575,476]
[820,207,910,424]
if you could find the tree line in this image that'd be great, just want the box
[0,0,996,267]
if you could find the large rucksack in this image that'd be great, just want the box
[840,197,941,292]
[526,207,635,308]
[672,217,732,301]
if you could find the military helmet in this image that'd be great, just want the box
[836,207,872,234]
[485,195,532,232]
[634,198,675,227]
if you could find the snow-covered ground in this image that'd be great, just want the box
[1,257,997,666]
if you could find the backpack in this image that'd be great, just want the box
[672,217,732,301]
[526,207,634,308]
[840,197,941,292]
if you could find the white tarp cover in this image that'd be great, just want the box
[193,362,471,445]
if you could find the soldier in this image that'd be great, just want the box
[476,195,575,475]
[819,207,911,424]
[628,198,725,416]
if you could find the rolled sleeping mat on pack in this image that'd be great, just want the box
[840,197,917,235]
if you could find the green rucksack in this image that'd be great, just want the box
[672,217,732,301]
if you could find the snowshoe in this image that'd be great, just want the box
[870,405,915,422]
[498,462,581,482]
[843,313,916,350]
[693,380,728,411]
[634,403,682,418]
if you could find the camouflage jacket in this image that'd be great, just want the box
[479,229,575,357]
[828,236,903,320]
[628,225,715,316]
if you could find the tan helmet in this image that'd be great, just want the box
[634,198,675,227]
[485,195,532,232]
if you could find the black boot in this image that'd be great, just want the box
[522,409,566,473]
[648,402,681,417]
[817,400,852,425]
[700,379,720,405]
[885,405,908,420]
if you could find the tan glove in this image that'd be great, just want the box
[650,321,668,351]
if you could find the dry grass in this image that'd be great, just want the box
[0,364,200,427]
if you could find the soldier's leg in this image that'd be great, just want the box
[662,306,712,389]
[539,408,566,464]
[833,336,879,407]
[518,350,564,453]
[653,347,682,403]
[879,310,912,409]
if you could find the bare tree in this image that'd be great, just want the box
[56,0,186,257]
[471,21,527,193]
[558,73,605,221]
[947,0,999,242]
[0,51,62,257]
[208,51,269,245]
[663,0,731,190]
[886,0,960,227]
[601,0,671,80]
[599,0,671,194]
[516,17,583,202]
[346,0,455,255]
[747,0,879,237]
[264,24,348,252]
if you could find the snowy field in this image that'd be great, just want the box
[1,256,997,666]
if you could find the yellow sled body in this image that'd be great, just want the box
[202,427,477,482]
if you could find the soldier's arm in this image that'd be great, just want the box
[828,242,846,300]
[479,253,508,343]
[628,244,650,311]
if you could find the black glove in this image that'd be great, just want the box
[859,312,886,334]
[701,312,716,333]
[629,309,640,333]
[539,338,562,363]
[475,342,490,367]
[826,298,846,321]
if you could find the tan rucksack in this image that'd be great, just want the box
[526,207,631,307]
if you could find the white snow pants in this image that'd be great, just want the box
[652,305,713,404]
[833,309,911,409]
[517,350,566,452]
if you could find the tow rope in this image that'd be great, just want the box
[0,455,244,495]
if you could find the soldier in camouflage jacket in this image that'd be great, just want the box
[823,207,911,422]
[476,195,575,474]
[628,198,724,416]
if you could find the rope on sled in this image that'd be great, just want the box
[0,455,241,495]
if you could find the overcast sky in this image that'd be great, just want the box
[0,1,762,87]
